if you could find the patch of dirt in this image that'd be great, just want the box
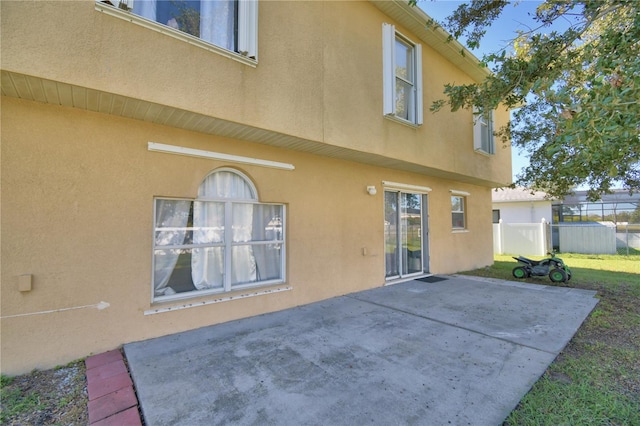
[0,360,88,426]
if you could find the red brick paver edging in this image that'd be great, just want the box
[85,349,143,425]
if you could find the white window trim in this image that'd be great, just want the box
[451,193,467,231]
[148,142,295,171]
[382,23,423,126]
[152,196,287,303]
[382,181,432,194]
[473,108,495,155]
[145,285,293,315]
[95,0,258,67]
[237,0,258,58]
[152,168,286,303]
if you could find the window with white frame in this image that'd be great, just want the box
[104,0,258,58]
[473,109,495,154]
[382,23,423,125]
[451,195,466,229]
[153,169,285,302]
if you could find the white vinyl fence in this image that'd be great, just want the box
[493,220,638,255]
[493,220,551,256]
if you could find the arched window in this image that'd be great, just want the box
[197,169,257,200]
[153,169,285,302]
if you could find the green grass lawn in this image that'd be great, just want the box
[460,253,640,425]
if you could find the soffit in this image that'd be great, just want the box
[1,70,503,188]
[369,0,489,83]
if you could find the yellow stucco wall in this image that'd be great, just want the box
[1,0,509,374]
[1,0,511,185]
[1,97,495,374]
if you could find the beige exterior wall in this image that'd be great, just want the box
[1,0,510,374]
[1,0,511,186]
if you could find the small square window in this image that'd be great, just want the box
[451,196,466,229]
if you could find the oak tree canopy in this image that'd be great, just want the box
[413,0,639,200]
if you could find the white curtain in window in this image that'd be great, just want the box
[132,0,157,21]
[231,204,257,284]
[200,0,236,51]
[154,199,190,296]
[193,171,257,289]
[251,205,282,280]
[191,201,225,290]
[198,170,255,200]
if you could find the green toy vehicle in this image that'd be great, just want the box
[512,251,572,283]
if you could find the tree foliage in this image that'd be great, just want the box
[415,0,640,200]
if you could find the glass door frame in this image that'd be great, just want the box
[383,184,430,281]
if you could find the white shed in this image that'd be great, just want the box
[492,187,554,224]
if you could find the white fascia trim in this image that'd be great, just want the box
[450,190,471,196]
[94,2,257,67]
[382,181,432,194]
[148,142,295,171]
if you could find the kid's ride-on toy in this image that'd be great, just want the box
[511,251,572,283]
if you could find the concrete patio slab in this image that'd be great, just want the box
[124,276,598,426]
[355,275,600,354]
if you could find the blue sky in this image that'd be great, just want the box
[418,0,552,182]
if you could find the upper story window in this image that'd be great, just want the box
[102,0,258,59]
[474,109,495,154]
[153,168,285,302]
[382,23,423,125]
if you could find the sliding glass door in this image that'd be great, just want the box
[385,190,429,279]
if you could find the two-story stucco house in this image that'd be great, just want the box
[1,0,512,374]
